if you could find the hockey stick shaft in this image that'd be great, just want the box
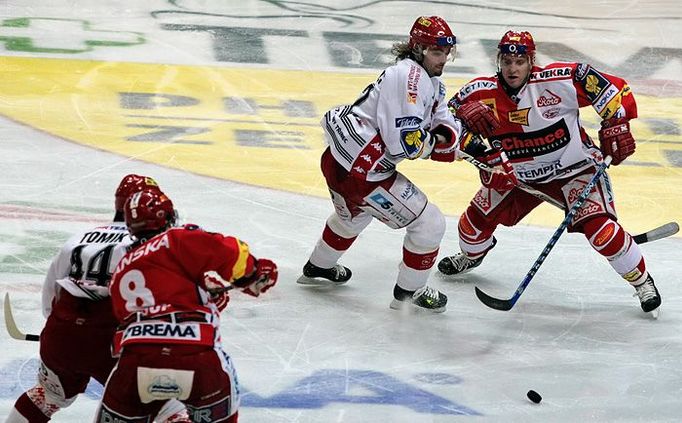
[475,156,613,311]
[458,150,565,209]
[4,293,40,341]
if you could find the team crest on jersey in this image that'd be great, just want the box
[508,108,530,125]
[536,90,561,107]
[401,128,426,156]
[582,67,611,100]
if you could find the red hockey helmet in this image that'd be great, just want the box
[408,16,456,48]
[124,189,175,238]
[115,174,161,212]
[498,30,536,59]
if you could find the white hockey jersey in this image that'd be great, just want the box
[322,58,463,182]
[41,222,133,318]
[449,62,637,183]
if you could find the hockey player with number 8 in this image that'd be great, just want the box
[95,189,278,423]
[5,175,190,423]
[297,16,469,313]
[438,30,661,314]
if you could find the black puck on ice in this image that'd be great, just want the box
[527,390,542,404]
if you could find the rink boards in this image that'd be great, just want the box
[1,56,681,233]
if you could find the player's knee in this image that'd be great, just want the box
[327,213,370,239]
[405,202,445,251]
[583,216,627,257]
[458,208,486,242]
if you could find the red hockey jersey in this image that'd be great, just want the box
[450,62,637,183]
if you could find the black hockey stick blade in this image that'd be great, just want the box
[633,222,679,244]
[474,287,514,311]
[4,293,40,341]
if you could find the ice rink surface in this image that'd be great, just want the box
[1,1,681,422]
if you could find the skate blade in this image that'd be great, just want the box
[648,307,660,320]
[296,275,348,287]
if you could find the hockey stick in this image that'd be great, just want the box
[475,156,612,311]
[457,148,564,209]
[4,293,40,341]
[458,150,677,245]
[632,221,679,244]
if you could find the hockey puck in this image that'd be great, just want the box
[527,390,542,404]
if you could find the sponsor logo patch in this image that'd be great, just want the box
[493,119,571,160]
[395,116,422,128]
[594,222,616,247]
[536,89,561,107]
[508,108,531,125]
[542,108,560,119]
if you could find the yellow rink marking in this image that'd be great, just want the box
[1,56,680,234]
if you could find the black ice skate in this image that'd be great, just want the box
[633,275,661,313]
[389,284,447,313]
[438,238,496,276]
[296,261,352,286]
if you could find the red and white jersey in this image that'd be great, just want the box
[41,221,133,320]
[323,58,463,182]
[450,62,637,183]
[109,224,256,351]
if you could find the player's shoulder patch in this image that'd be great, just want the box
[575,63,591,80]
[457,76,497,101]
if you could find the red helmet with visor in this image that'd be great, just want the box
[498,30,536,59]
[408,16,456,49]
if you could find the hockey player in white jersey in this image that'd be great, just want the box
[297,16,467,312]
[5,175,188,423]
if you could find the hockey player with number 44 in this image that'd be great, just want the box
[438,30,661,314]
[96,189,278,423]
[297,16,469,313]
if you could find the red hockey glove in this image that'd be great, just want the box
[240,259,278,297]
[599,117,635,165]
[478,150,518,191]
[456,101,500,138]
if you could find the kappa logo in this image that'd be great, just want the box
[537,90,562,107]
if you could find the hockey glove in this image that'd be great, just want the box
[478,150,518,191]
[456,101,500,138]
[429,125,457,162]
[238,259,278,297]
[599,117,635,165]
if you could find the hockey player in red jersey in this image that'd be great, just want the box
[6,175,189,423]
[438,30,661,313]
[297,16,468,313]
[95,189,278,423]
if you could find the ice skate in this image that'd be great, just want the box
[438,238,496,276]
[437,253,485,276]
[389,284,447,313]
[296,261,352,286]
[633,275,661,315]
